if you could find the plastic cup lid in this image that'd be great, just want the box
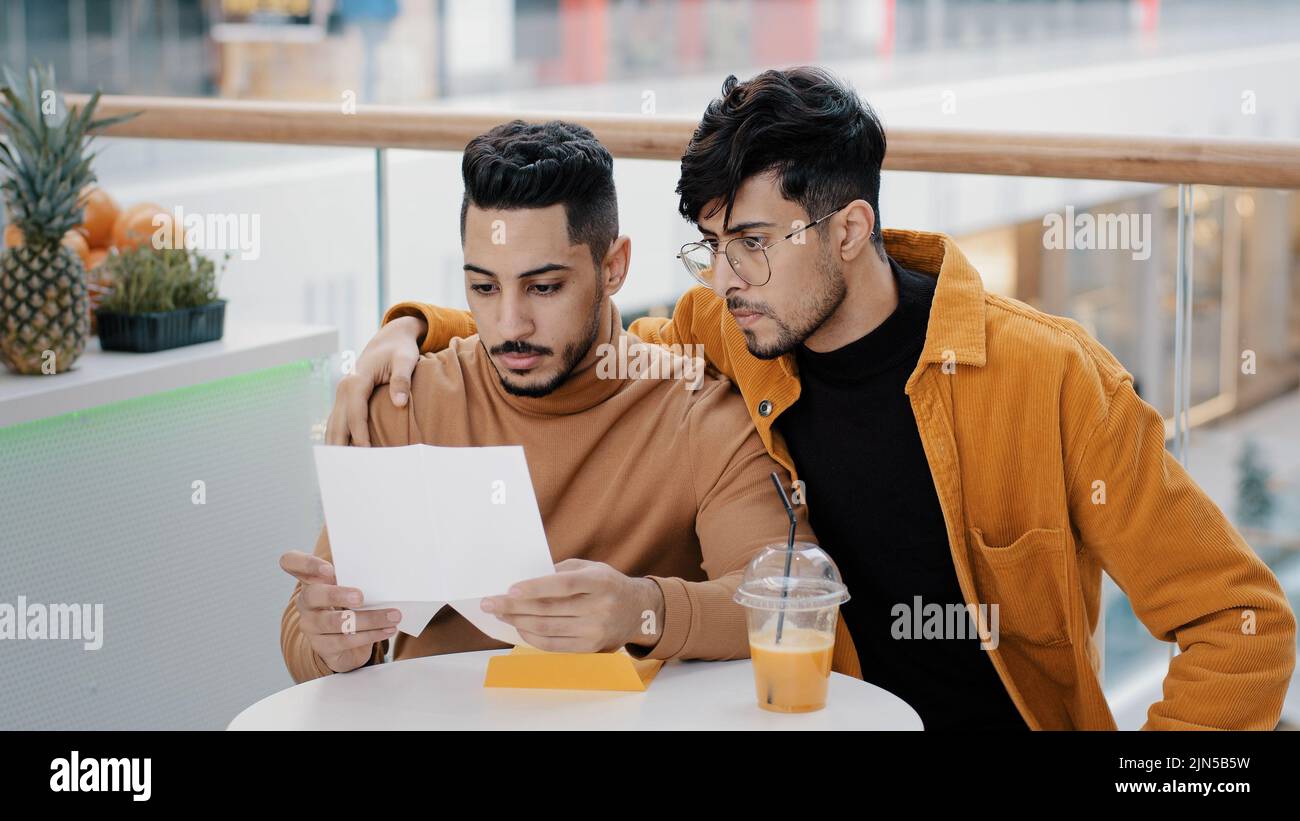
[733,542,850,611]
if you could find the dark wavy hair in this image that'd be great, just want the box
[460,120,619,270]
[677,67,887,259]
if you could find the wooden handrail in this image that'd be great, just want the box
[67,94,1300,189]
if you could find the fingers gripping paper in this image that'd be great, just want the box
[312,445,556,643]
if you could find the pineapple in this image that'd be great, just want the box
[0,64,132,374]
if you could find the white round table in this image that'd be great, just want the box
[229,650,923,730]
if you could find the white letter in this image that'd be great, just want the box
[595,343,616,380]
[1131,213,1151,261]
[83,603,103,651]
[134,758,151,802]
[1091,479,1106,505]
[1042,213,1063,250]
[51,756,70,792]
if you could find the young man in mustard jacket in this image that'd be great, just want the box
[330,68,1295,730]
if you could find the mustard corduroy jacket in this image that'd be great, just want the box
[384,228,1296,730]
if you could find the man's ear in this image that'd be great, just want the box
[837,199,877,262]
[601,235,632,296]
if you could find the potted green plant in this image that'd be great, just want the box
[94,245,227,353]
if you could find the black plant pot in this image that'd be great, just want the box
[95,299,227,353]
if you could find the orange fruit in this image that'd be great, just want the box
[112,202,166,251]
[3,223,21,248]
[87,248,110,270]
[62,230,91,265]
[79,186,121,248]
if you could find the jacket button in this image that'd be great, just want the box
[757,399,773,417]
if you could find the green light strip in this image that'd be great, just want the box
[0,358,316,440]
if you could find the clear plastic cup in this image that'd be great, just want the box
[734,542,850,713]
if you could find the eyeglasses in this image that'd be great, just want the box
[675,204,850,288]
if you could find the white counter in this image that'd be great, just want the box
[0,321,338,428]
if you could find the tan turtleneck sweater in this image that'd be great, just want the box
[281,302,815,683]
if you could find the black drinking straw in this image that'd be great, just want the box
[769,472,797,645]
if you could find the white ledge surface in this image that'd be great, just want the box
[0,320,338,428]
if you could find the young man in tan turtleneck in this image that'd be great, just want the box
[277,120,817,683]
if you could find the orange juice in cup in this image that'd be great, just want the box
[749,625,836,712]
[735,542,849,713]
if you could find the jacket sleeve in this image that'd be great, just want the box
[1063,344,1296,730]
[381,286,739,377]
[632,379,817,662]
[627,286,739,382]
[381,301,478,356]
[279,380,414,683]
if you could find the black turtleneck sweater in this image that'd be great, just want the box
[777,257,1030,731]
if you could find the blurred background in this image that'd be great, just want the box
[3,0,1299,729]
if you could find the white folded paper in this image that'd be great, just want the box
[312,444,556,642]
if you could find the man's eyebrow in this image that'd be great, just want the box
[700,220,777,237]
[463,262,570,278]
[726,220,777,234]
[517,262,570,278]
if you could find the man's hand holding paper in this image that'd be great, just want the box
[481,557,666,653]
[278,551,400,674]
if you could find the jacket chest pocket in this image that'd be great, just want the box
[967,526,1073,647]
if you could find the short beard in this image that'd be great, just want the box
[498,293,604,398]
[743,243,846,360]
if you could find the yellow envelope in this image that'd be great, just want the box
[483,645,663,691]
